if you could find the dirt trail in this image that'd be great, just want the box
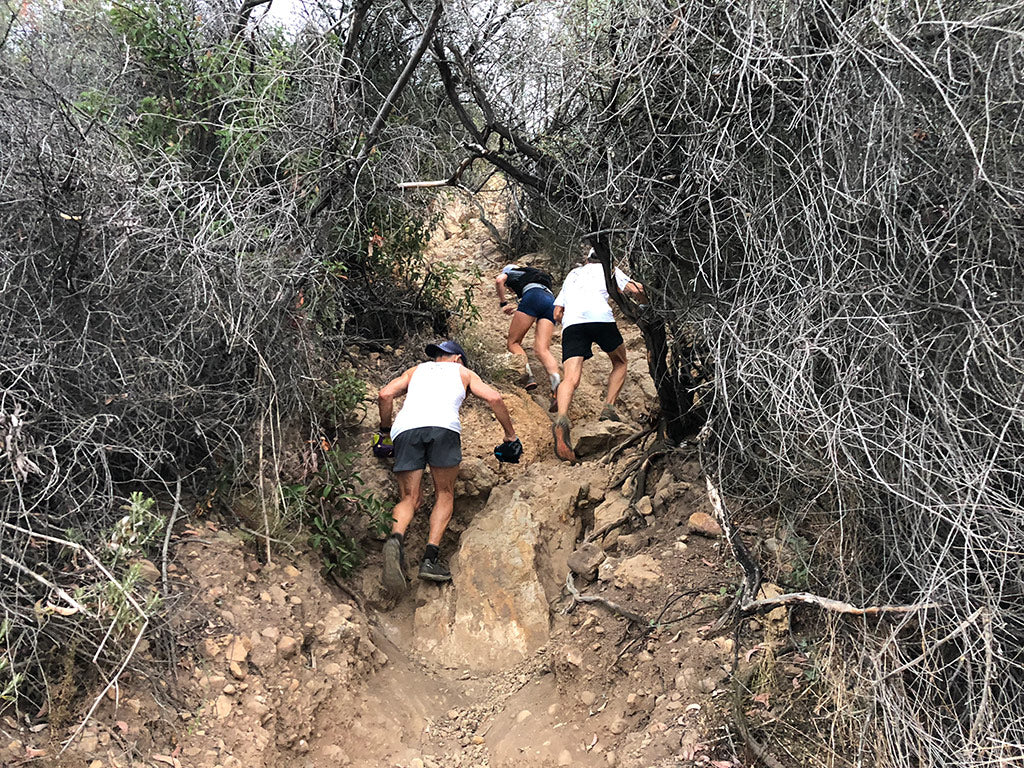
[29,194,766,768]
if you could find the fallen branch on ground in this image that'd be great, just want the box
[602,426,656,464]
[563,572,648,625]
[703,478,943,625]
[742,592,942,617]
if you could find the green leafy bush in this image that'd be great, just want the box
[283,449,392,578]
[316,368,368,425]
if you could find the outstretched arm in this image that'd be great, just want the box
[495,273,515,315]
[378,366,416,431]
[464,369,517,441]
[553,282,566,324]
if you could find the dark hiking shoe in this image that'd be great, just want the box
[523,375,538,392]
[552,416,576,463]
[548,397,558,414]
[418,557,452,582]
[599,404,623,422]
[382,536,408,594]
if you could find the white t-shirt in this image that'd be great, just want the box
[554,262,631,328]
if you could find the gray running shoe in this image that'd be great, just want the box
[599,404,623,422]
[382,536,408,594]
[552,416,576,462]
[418,557,452,582]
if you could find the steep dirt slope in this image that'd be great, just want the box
[16,194,797,768]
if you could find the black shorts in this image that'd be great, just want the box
[561,322,625,362]
[393,426,462,472]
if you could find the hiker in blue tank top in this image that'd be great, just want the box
[372,340,522,592]
[495,263,561,401]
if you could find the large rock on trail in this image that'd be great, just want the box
[413,464,597,670]
[572,420,633,457]
[592,492,631,550]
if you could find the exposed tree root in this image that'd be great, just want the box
[731,684,788,768]
[563,573,648,625]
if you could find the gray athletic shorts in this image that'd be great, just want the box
[393,426,462,472]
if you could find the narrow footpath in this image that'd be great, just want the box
[40,193,781,768]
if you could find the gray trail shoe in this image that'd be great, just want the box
[599,404,623,422]
[382,536,408,594]
[418,557,452,582]
[552,415,576,463]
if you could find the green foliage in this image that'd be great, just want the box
[316,207,476,341]
[0,619,22,704]
[108,492,166,558]
[74,87,115,120]
[308,513,363,576]
[317,368,368,424]
[109,0,194,74]
[282,449,393,577]
[110,0,291,172]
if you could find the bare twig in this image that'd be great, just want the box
[161,476,182,599]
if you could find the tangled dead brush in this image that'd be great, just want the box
[0,0,464,725]
[430,0,1024,763]
[642,3,1024,765]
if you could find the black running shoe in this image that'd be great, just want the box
[418,557,452,582]
[382,536,408,594]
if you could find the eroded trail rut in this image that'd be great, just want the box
[47,196,750,768]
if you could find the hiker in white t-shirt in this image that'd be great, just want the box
[550,250,645,462]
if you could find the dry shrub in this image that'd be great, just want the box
[0,0,466,716]
[435,0,1024,763]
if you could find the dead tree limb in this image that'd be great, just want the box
[564,573,648,625]
[352,0,443,170]
[232,0,272,38]
[742,592,942,617]
[704,478,941,625]
[161,476,182,599]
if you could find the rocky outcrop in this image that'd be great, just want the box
[412,464,598,671]
[567,543,606,581]
[572,420,633,457]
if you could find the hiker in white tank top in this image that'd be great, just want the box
[373,340,522,591]
[389,361,466,439]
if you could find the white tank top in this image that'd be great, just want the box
[390,362,467,439]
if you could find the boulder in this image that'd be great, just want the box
[635,496,653,517]
[455,457,498,500]
[572,421,633,457]
[567,543,607,581]
[133,559,161,584]
[687,512,723,538]
[414,500,550,670]
[592,493,630,550]
[412,465,591,669]
[616,532,651,553]
[614,554,662,590]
